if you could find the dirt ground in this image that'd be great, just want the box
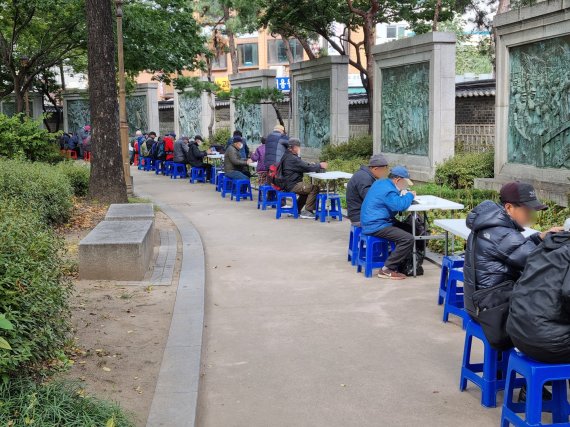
[59,201,180,426]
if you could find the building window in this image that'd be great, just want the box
[238,43,259,67]
[386,25,406,40]
[267,39,304,64]
[212,53,227,70]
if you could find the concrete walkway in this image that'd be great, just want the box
[133,168,499,427]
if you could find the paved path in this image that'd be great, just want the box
[133,169,498,427]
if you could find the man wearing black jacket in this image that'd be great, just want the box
[280,138,327,218]
[187,135,213,180]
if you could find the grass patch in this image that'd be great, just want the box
[0,378,135,427]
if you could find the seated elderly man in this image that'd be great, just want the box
[279,138,327,218]
[361,166,416,280]
[224,136,252,180]
[346,154,389,226]
[173,136,191,164]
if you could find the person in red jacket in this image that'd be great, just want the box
[164,134,175,161]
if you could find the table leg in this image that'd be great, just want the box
[445,231,449,257]
[412,211,417,278]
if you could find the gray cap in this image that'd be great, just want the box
[287,138,301,147]
[368,154,388,167]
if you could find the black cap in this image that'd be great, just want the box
[500,181,547,211]
[194,135,204,142]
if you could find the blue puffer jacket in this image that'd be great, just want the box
[463,200,542,317]
[361,178,414,235]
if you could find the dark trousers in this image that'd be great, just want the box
[193,163,213,180]
[372,221,415,271]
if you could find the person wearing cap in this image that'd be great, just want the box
[346,154,390,226]
[226,130,249,159]
[187,135,213,179]
[264,124,289,167]
[224,136,253,180]
[361,166,417,280]
[463,181,563,320]
[279,138,328,218]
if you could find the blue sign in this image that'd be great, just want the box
[275,77,291,92]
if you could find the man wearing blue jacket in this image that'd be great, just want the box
[361,166,416,280]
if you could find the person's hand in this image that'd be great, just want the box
[246,158,253,164]
[410,191,417,198]
[320,162,328,169]
[540,227,564,239]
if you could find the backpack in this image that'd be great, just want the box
[267,161,284,191]
[155,140,166,160]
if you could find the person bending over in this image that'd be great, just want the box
[187,135,213,180]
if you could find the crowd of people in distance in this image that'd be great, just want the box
[59,125,92,159]
[344,153,570,367]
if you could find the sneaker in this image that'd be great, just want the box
[377,268,406,280]
[299,210,315,219]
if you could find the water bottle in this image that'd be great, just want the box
[564,217,570,232]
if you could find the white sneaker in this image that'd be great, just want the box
[299,210,315,219]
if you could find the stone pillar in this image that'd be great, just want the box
[128,83,160,135]
[290,56,349,159]
[372,32,456,182]
[62,90,90,134]
[475,0,569,206]
[63,83,160,136]
[0,93,45,126]
[173,86,213,139]
[229,70,277,145]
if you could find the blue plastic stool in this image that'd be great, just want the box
[221,176,233,198]
[258,185,278,210]
[314,194,343,222]
[438,255,465,305]
[143,157,155,172]
[210,166,220,184]
[460,320,509,408]
[215,172,225,192]
[347,225,362,265]
[356,235,394,278]
[190,167,207,184]
[231,179,253,201]
[443,268,469,329]
[276,192,298,219]
[502,351,570,426]
[154,160,166,175]
[164,161,174,176]
[170,163,187,179]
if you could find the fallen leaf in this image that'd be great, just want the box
[102,367,111,372]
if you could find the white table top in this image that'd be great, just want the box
[207,154,224,159]
[249,162,258,168]
[308,171,353,180]
[407,195,464,212]
[433,218,540,240]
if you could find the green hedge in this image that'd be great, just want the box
[55,161,91,197]
[0,114,63,163]
[0,159,73,225]
[0,379,134,426]
[0,202,72,377]
[320,135,372,161]
[435,152,494,189]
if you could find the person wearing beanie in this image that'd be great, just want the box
[264,123,289,166]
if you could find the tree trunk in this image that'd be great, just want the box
[296,36,316,60]
[223,6,239,74]
[59,62,66,90]
[498,0,510,13]
[282,37,295,65]
[206,66,215,140]
[271,102,285,127]
[362,18,375,135]
[432,0,442,31]
[85,0,127,203]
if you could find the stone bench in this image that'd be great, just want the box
[105,203,154,221]
[79,220,154,281]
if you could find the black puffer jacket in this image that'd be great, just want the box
[463,200,542,317]
[507,232,570,363]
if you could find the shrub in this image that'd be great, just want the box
[0,202,72,377]
[55,161,90,197]
[0,379,135,426]
[327,158,367,174]
[320,135,372,161]
[0,159,73,224]
[0,114,63,163]
[434,152,494,189]
[210,128,231,147]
